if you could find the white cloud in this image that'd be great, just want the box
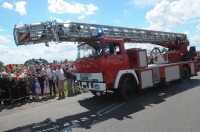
[48,0,98,19]
[130,0,163,7]
[184,31,190,35]
[196,23,200,33]
[18,22,24,24]
[0,35,10,43]
[78,15,85,20]
[15,1,27,16]
[31,42,77,63]
[146,0,200,30]
[50,17,71,23]
[2,2,13,9]
[85,3,98,15]
[189,35,200,44]
[0,42,78,65]
[0,45,7,50]
[50,17,63,23]
[189,35,200,51]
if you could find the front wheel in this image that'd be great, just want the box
[118,76,135,101]
[180,67,190,82]
[91,91,97,96]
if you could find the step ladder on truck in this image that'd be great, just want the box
[13,21,199,100]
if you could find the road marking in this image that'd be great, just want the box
[96,102,120,116]
[97,102,126,116]
[102,102,126,115]
[60,101,127,131]
[59,102,126,131]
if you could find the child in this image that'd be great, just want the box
[44,77,50,97]
[35,78,41,99]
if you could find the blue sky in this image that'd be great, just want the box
[0,0,200,65]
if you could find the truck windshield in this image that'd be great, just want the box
[77,40,102,59]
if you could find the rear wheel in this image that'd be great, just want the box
[180,67,190,82]
[118,76,135,101]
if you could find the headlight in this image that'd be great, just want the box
[94,84,100,90]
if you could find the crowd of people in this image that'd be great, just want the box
[0,61,77,106]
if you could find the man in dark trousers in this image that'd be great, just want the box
[9,73,17,103]
[3,73,10,105]
[63,66,73,96]
[18,75,27,102]
[47,65,56,97]
[36,69,45,97]
[11,77,19,103]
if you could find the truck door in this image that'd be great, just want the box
[104,41,126,85]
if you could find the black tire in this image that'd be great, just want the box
[181,67,190,82]
[118,76,135,101]
[91,91,97,96]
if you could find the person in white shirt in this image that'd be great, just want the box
[55,64,65,97]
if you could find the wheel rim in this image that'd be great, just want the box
[125,81,133,96]
[119,77,135,100]
[182,69,189,80]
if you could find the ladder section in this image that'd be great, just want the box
[14,21,59,46]
[13,21,188,46]
[60,22,188,43]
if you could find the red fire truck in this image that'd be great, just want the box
[13,21,199,100]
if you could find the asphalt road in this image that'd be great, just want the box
[0,74,200,132]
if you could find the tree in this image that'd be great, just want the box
[0,61,4,66]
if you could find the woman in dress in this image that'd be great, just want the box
[36,69,45,97]
[44,77,50,97]
[35,78,41,99]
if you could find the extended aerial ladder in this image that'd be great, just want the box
[13,21,199,100]
[13,21,195,61]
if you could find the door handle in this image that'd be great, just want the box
[120,58,125,61]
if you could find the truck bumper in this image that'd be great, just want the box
[76,81,106,92]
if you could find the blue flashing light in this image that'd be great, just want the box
[96,28,103,37]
